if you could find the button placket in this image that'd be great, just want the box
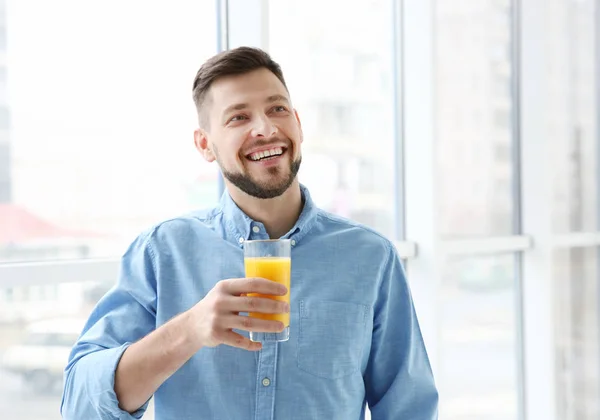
[254,343,278,420]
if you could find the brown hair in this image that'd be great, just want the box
[192,46,288,128]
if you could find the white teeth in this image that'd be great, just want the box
[249,147,284,161]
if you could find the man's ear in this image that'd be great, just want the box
[194,129,216,162]
[294,109,304,144]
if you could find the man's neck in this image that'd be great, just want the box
[226,180,303,239]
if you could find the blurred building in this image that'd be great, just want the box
[270,0,396,236]
[435,0,514,237]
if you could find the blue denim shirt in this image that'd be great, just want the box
[61,185,438,420]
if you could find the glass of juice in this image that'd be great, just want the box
[244,239,291,343]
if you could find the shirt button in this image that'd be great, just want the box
[252,226,260,233]
[238,237,244,244]
[291,240,296,246]
[262,378,271,387]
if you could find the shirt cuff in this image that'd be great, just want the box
[86,343,151,419]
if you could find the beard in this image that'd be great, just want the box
[221,157,302,199]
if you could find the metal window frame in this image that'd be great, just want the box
[392,0,407,241]
[440,235,531,257]
[401,0,442,377]
[6,233,600,288]
[510,0,527,417]
[595,0,600,411]
[0,258,119,288]
[519,0,556,417]
[216,0,228,196]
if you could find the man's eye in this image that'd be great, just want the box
[273,106,287,112]
[230,115,248,122]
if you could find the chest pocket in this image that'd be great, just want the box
[297,300,368,379]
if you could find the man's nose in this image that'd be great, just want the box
[250,115,278,138]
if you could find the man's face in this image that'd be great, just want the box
[195,68,303,199]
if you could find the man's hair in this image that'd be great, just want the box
[192,46,288,128]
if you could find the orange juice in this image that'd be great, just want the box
[244,257,291,326]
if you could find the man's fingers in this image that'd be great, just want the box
[217,295,289,314]
[222,278,287,296]
[225,315,286,333]
[208,278,288,352]
[221,330,262,351]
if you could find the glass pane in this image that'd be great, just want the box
[547,0,598,233]
[0,280,163,420]
[0,0,219,263]
[439,254,518,420]
[435,0,516,237]
[268,0,397,238]
[554,247,600,419]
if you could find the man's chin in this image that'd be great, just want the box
[222,158,301,199]
[246,181,294,199]
[244,188,288,200]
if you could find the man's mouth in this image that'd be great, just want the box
[246,147,286,162]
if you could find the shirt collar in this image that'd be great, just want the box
[219,184,319,246]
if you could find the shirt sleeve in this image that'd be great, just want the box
[60,231,158,420]
[364,243,439,420]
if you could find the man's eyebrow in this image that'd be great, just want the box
[266,94,290,104]
[223,102,248,115]
[222,95,290,116]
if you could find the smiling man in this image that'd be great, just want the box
[61,47,438,420]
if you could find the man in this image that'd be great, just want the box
[61,46,438,420]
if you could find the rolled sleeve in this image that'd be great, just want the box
[61,231,158,419]
[62,343,149,420]
[364,243,439,419]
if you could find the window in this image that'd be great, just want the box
[494,75,512,98]
[0,1,216,419]
[545,0,598,233]
[493,108,511,129]
[553,248,600,419]
[438,254,519,419]
[0,140,10,202]
[0,0,219,264]
[268,0,396,238]
[0,106,9,129]
[1,2,598,420]
[435,0,516,238]
[494,141,512,162]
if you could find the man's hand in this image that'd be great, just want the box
[188,278,289,351]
